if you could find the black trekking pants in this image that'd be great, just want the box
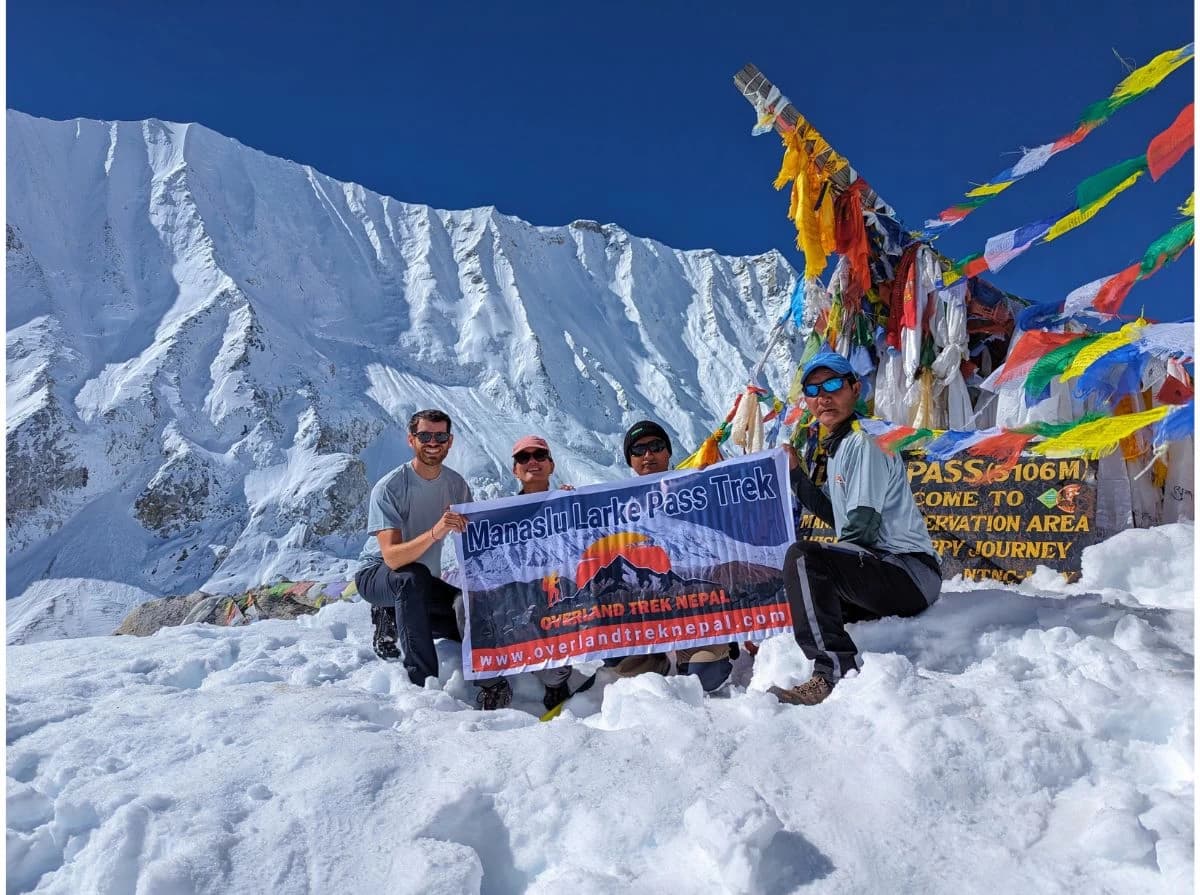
[355,562,461,686]
[783,540,930,681]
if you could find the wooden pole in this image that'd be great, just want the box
[733,64,893,217]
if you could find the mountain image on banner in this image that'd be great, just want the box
[576,552,715,601]
[6,110,801,612]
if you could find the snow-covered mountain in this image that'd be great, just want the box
[6,110,800,600]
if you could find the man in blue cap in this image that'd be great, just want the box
[775,350,942,705]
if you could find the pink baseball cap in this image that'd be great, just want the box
[511,435,552,457]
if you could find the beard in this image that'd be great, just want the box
[416,448,445,468]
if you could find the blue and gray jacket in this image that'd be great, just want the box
[792,416,941,603]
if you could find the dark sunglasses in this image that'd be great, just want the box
[514,449,551,464]
[803,376,850,398]
[630,439,668,457]
[413,431,451,444]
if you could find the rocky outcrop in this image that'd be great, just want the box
[113,592,210,636]
[6,317,92,551]
[6,396,89,532]
[113,580,357,637]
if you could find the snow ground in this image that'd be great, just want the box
[6,525,1193,894]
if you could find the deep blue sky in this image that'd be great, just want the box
[8,0,1196,322]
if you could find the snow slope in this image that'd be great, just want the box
[6,110,799,600]
[6,525,1192,893]
[5,578,159,645]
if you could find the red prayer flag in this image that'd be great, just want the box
[964,256,990,278]
[886,247,918,350]
[1157,375,1194,405]
[1092,264,1142,315]
[968,431,1036,480]
[1147,104,1195,181]
[834,180,872,294]
[995,332,1084,385]
[1053,124,1092,151]
[877,426,917,453]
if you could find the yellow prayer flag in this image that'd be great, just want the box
[773,133,803,191]
[1182,193,1195,217]
[796,133,848,179]
[1033,405,1171,460]
[1043,171,1143,242]
[1110,44,1195,101]
[818,175,837,256]
[797,161,830,278]
[965,180,1016,198]
[676,435,724,470]
[772,125,844,275]
[1061,320,1146,380]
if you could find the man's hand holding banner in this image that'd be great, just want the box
[451,449,796,679]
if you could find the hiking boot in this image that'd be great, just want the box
[770,673,835,706]
[475,679,513,711]
[542,680,571,712]
[370,605,401,661]
[614,653,671,678]
[542,671,598,711]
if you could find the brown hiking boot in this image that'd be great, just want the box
[770,674,835,706]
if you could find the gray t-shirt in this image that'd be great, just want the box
[357,462,472,575]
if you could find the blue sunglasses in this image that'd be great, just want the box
[803,376,851,398]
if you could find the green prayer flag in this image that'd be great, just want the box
[1020,412,1107,438]
[1076,155,1147,208]
[1024,335,1102,403]
[894,429,935,452]
[954,196,994,211]
[1140,218,1195,274]
[952,251,983,275]
[1078,96,1123,127]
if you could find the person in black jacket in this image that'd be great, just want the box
[604,421,733,693]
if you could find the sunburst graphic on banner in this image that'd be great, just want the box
[574,532,672,590]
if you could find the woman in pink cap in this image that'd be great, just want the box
[509,435,596,710]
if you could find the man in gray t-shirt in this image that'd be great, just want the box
[354,409,511,710]
[357,462,471,577]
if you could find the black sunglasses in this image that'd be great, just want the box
[630,439,668,457]
[514,449,551,464]
[803,376,851,398]
[413,431,451,444]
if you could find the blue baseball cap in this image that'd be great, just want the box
[801,350,855,384]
